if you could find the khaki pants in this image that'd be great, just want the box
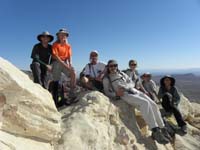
[121,91,164,129]
[52,61,70,81]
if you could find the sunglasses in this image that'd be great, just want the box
[109,64,118,68]
[91,54,98,57]
[130,63,137,66]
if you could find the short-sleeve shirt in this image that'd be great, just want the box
[84,62,106,78]
[52,42,72,61]
[31,43,52,64]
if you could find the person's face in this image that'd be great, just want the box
[40,36,50,43]
[90,53,98,63]
[129,62,137,70]
[58,33,67,42]
[164,78,171,87]
[108,63,118,74]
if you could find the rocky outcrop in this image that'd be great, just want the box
[0,57,61,149]
[56,91,174,150]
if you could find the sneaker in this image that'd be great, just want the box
[181,125,187,134]
[161,128,173,142]
[152,129,170,144]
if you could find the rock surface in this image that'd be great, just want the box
[0,57,61,150]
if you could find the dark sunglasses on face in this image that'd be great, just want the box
[91,55,97,57]
[109,64,118,68]
[130,63,137,66]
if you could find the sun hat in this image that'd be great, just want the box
[160,75,176,87]
[37,31,54,42]
[56,28,69,37]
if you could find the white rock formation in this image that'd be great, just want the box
[56,91,175,150]
[0,57,61,150]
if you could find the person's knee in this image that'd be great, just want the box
[30,62,40,70]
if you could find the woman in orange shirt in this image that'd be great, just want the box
[51,28,76,106]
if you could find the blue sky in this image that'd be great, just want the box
[0,0,200,71]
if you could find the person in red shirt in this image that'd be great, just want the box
[51,28,76,105]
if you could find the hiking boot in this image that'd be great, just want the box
[161,128,173,142]
[152,129,170,144]
[181,125,187,134]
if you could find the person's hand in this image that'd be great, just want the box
[116,88,125,97]
[46,65,52,72]
[64,63,70,70]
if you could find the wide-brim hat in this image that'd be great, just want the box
[160,75,176,87]
[56,28,69,37]
[37,31,54,42]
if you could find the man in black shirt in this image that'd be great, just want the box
[30,31,54,88]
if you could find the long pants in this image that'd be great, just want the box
[121,91,165,129]
[52,61,70,81]
[30,62,47,88]
[162,94,186,127]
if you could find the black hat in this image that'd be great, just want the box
[160,75,176,87]
[37,31,54,42]
[56,28,69,37]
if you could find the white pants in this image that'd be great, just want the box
[121,91,164,129]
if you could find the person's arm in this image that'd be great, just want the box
[172,87,181,105]
[31,45,38,61]
[96,63,107,80]
[103,77,116,98]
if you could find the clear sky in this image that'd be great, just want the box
[0,0,200,71]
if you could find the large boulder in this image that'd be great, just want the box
[56,91,173,150]
[0,57,61,142]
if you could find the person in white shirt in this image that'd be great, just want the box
[81,50,106,91]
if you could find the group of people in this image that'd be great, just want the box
[30,28,187,145]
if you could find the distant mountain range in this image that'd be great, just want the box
[139,68,200,76]
[22,69,200,103]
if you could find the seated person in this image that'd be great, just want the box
[123,60,148,95]
[158,75,187,133]
[30,31,54,88]
[141,72,158,102]
[51,28,77,106]
[103,60,170,144]
[81,50,106,91]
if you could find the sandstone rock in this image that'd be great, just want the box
[0,57,61,142]
[57,91,174,150]
[0,130,53,150]
[179,95,194,120]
